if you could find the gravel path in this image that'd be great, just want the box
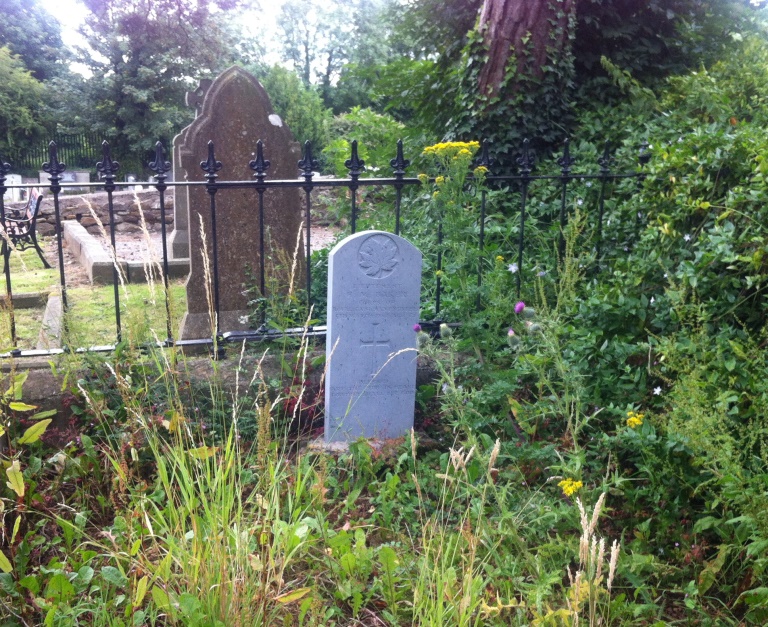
[92,226,341,262]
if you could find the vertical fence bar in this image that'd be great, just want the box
[516,139,534,297]
[557,138,575,262]
[149,142,173,345]
[474,142,493,311]
[249,139,271,327]
[0,158,16,348]
[596,140,613,268]
[201,141,223,354]
[96,142,122,343]
[346,140,366,234]
[299,141,318,319]
[435,220,443,317]
[42,142,68,312]
[390,139,410,236]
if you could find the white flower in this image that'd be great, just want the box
[238,315,249,324]
[577,198,584,206]
[586,181,593,188]
[650,296,655,304]
[508,263,518,274]
[653,386,662,395]
[684,233,691,242]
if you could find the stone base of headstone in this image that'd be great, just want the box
[179,310,250,340]
[168,228,189,259]
[306,437,406,455]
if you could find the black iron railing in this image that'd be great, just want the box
[0,138,648,358]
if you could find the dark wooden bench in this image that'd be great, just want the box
[2,189,51,270]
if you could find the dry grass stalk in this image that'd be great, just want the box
[132,192,161,303]
[82,195,128,293]
[197,213,216,340]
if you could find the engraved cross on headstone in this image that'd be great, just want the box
[360,322,391,378]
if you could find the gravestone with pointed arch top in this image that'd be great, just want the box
[324,230,422,443]
[177,66,303,340]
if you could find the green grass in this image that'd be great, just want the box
[64,282,187,348]
[0,245,188,350]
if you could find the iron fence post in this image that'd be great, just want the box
[149,141,173,345]
[96,141,122,344]
[298,141,318,321]
[0,158,17,350]
[249,139,270,328]
[390,139,410,237]
[201,140,224,358]
[42,142,68,313]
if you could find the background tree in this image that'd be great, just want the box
[251,64,332,150]
[0,47,49,158]
[0,0,69,81]
[72,0,258,170]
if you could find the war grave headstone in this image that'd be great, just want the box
[178,66,304,340]
[324,230,422,444]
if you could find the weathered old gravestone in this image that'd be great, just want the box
[168,78,212,260]
[178,67,303,339]
[324,230,422,443]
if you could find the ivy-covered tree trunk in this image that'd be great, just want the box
[455,0,577,157]
[476,0,575,98]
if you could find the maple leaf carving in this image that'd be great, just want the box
[358,235,399,278]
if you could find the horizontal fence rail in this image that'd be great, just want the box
[0,138,648,359]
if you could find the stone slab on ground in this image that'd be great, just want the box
[37,294,62,350]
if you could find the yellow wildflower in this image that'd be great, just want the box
[435,175,445,185]
[435,270,444,278]
[495,255,504,262]
[417,173,428,184]
[432,191,439,199]
[626,410,644,428]
[473,165,488,178]
[558,478,583,497]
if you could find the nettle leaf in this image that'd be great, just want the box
[5,461,24,497]
[17,419,52,445]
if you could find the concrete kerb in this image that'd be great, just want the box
[62,220,189,284]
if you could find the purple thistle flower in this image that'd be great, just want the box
[507,328,515,336]
[515,301,526,314]
[413,323,422,332]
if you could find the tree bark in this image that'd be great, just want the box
[477,0,575,98]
